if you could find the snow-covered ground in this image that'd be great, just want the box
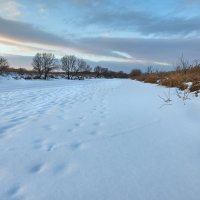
[0,78,200,200]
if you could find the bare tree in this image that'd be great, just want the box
[84,65,92,73]
[176,54,189,73]
[0,56,9,74]
[32,53,43,78]
[77,59,87,71]
[75,59,87,79]
[42,53,58,79]
[94,66,109,78]
[94,66,101,78]
[61,55,77,79]
[32,53,58,79]
[101,67,109,76]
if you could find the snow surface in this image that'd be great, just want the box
[0,78,200,200]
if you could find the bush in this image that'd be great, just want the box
[190,82,200,92]
[144,74,159,84]
[130,69,142,77]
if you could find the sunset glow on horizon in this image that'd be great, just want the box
[1,0,200,71]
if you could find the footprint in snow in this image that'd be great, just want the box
[67,128,73,133]
[7,185,22,197]
[44,124,57,131]
[93,122,104,127]
[53,163,66,175]
[30,163,45,174]
[46,144,56,152]
[70,142,88,151]
[89,130,103,136]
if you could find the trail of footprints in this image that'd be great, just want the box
[0,82,95,138]
[1,81,115,199]
[29,162,78,176]
[4,161,78,199]
[27,92,110,184]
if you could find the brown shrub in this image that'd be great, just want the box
[134,74,147,81]
[159,73,186,89]
[177,83,188,90]
[190,82,200,92]
[144,74,160,84]
[130,63,200,92]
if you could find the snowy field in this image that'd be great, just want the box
[0,78,200,200]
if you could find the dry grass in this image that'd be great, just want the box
[144,74,160,84]
[130,65,200,92]
[190,82,200,92]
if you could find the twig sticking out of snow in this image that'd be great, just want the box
[176,89,190,105]
[159,89,172,108]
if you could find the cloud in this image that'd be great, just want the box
[76,37,200,65]
[21,0,200,37]
[1,0,200,71]
[0,16,74,48]
[1,14,200,69]
[79,8,200,36]
[0,0,23,20]
[35,0,109,7]
[3,32,200,71]
[3,54,33,68]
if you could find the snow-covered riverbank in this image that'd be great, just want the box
[0,79,200,200]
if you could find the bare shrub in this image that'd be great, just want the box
[146,66,153,74]
[159,89,172,107]
[176,89,190,105]
[176,54,190,73]
[130,69,142,78]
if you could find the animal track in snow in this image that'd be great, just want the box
[6,185,23,197]
[53,163,67,175]
[70,142,88,151]
[44,124,57,131]
[47,144,56,152]
[67,128,74,133]
[32,139,45,150]
[93,122,104,127]
[30,163,45,174]
[74,123,81,128]
[89,130,104,136]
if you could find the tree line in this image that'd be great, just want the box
[0,54,128,79]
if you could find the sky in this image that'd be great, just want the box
[1,0,200,72]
